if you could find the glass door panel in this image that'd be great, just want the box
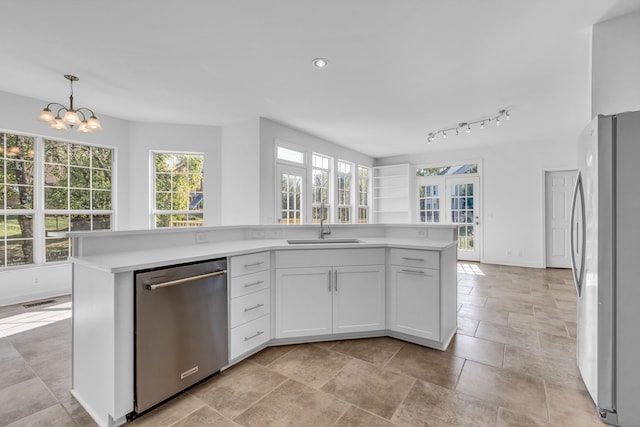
[415,174,480,261]
[448,177,479,261]
[418,184,441,223]
[277,164,305,224]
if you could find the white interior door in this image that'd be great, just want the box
[545,170,577,268]
[417,175,480,261]
[276,164,305,224]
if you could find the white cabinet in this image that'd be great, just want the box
[333,265,385,334]
[389,248,441,341]
[275,267,333,338]
[229,252,271,360]
[275,249,385,339]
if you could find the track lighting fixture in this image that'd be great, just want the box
[426,108,510,144]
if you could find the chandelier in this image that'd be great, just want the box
[427,108,510,144]
[37,74,103,133]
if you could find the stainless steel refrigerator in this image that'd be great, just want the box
[571,110,640,426]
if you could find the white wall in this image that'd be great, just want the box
[259,117,374,224]
[128,122,222,229]
[376,139,576,268]
[221,119,261,225]
[0,90,130,306]
[592,10,640,117]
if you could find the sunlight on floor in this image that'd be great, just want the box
[457,262,485,276]
[0,302,72,337]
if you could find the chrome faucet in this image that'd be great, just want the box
[319,202,331,239]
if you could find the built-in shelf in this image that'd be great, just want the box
[373,164,410,224]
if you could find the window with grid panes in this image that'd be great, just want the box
[418,184,441,223]
[311,154,331,223]
[153,153,204,228]
[0,133,35,267]
[357,166,370,223]
[337,160,353,223]
[0,132,115,268]
[43,139,114,262]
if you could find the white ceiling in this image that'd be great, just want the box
[1,1,639,158]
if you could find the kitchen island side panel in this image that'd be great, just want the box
[440,244,458,347]
[72,263,132,427]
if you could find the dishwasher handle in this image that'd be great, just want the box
[145,270,227,290]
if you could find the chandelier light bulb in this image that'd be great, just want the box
[38,108,55,123]
[467,124,471,133]
[50,117,68,131]
[480,121,485,129]
[86,115,103,130]
[62,110,81,125]
[496,117,500,125]
[506,111,510,120]
[455,128,459,136]
[443,131,447,138]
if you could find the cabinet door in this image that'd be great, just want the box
[275,267,332,338]
[390,266,440,340]
[333,265,385,334]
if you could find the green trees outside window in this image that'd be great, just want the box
[153,153,204,228]
[0,132,114,267]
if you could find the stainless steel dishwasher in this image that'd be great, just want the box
[134,258,228,415]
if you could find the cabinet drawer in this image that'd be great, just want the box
[390,248,439,270]
[230,252,270,277]
[230,288,270,328]
[276,248,385,268]
[230,314,270,360]
[229,269,270,299]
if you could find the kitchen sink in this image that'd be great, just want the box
[286,238,362,244]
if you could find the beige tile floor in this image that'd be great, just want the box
[0,263,603,426]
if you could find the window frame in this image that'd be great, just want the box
[311,153,332,224]
[357,165,371,224]
[274,141,372,226]
[0,129,116,269]
[336,160,354,224]
[151,151,205,228]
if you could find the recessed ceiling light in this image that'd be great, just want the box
[312,58,328,68]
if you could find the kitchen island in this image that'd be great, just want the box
[63,224,458,426]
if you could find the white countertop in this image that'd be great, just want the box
[71,237,457,273]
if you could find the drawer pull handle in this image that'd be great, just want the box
[402,257,425,262]
[244,280,264,288]
[244,261,265,268]
[402,268,431,276]
[244,303,265,312]
[244,330,264,342]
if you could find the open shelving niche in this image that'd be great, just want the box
[373,164,411,224]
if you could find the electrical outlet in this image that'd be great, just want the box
[195,233,209,244]
[506,250,512,256]
[417,229,427,237]
[266,229,282,238]
[252,230,265,238]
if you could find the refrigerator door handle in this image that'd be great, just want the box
[570,172,586,296]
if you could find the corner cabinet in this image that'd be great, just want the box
[389,247,457,347]
[275,249,385,339]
